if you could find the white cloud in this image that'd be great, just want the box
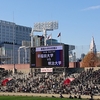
[82,5,100,11]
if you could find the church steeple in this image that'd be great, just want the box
[89,36,97,54]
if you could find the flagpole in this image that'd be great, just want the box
[60,34,61,44]
[57,32,61,44]
[42,35,44,46]
[51,33,52,45]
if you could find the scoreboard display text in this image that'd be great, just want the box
[30,45,63,67]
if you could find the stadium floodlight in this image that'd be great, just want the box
[33,21,58,31]
[30,21,58,46]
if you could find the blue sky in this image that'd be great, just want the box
[0,0,100,55]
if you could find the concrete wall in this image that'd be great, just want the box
[0,62,79,73]
[84,67,100,71]
[0,63,100,74]
[0,64,30,74]
[69,62,80,68]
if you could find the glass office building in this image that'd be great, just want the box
[0,20,31,64]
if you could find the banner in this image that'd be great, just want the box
[41,68,53,72]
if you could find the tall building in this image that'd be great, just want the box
[81,53,85,60]
[89,36,97,54]
[0,20,31,64]
[0,20,75,64]
[33,35,44,46]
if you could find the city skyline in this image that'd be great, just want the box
[0,0,100,53]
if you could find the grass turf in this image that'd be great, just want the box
[0,96,85,100]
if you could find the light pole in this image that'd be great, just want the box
[24,46,30,63]
[30,21,58,47]
[18,46,30,64]
[18,46,25,64]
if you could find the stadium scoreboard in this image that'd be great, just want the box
[30,44,69,68]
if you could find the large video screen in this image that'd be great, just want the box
[30,45,63,68]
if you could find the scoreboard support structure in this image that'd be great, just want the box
[31,67,67,76]
[30,44,69,75]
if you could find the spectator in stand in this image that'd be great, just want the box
[0,67,100,97]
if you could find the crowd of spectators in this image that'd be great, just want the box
[0,68,100,97]
[0,68,10,80]
[71,68,100,95]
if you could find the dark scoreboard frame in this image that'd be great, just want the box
[30,44,69,68]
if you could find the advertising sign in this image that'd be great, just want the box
[41,68,53,72]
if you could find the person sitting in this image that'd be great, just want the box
[60,92,64,98]
[69,93,73,99]
[74,95,77,98]
[78,94,82,99]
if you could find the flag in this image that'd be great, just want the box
[47,34,52,39]
[57,32,61,44]
[57,33,61,37]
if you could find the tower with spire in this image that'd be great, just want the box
[89,36,97,54]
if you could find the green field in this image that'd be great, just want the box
[0,96,85,100]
